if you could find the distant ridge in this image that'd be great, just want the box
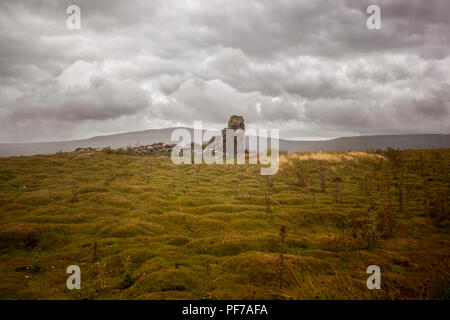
[278,134,450,153]
[0,129,448,157]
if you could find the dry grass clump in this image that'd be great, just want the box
[281,151,384,165]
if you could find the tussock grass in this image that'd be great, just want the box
[0,149,448,299]
[280,151,384,165]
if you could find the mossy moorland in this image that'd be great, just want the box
[0,149,448,299]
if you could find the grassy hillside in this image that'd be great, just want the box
[0,149,449,299]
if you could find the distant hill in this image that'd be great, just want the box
[0,128,191,157]
[278,134,450,153]
[0,128,448,157]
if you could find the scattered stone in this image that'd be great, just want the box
[131,143,176,155]
[78,153,95,157]
[75,147,94,152]
[75,143,177,156]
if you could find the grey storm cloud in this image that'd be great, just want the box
[9,61,149,122]
[0,0,449,142]
[414,85,450,118]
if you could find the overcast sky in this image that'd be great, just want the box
[0,0,449,142]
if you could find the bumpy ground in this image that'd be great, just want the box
[0,149,448,299]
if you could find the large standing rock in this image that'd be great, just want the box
[206,115,246,159]
[227,115,245,131]
[222,115,245,159]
